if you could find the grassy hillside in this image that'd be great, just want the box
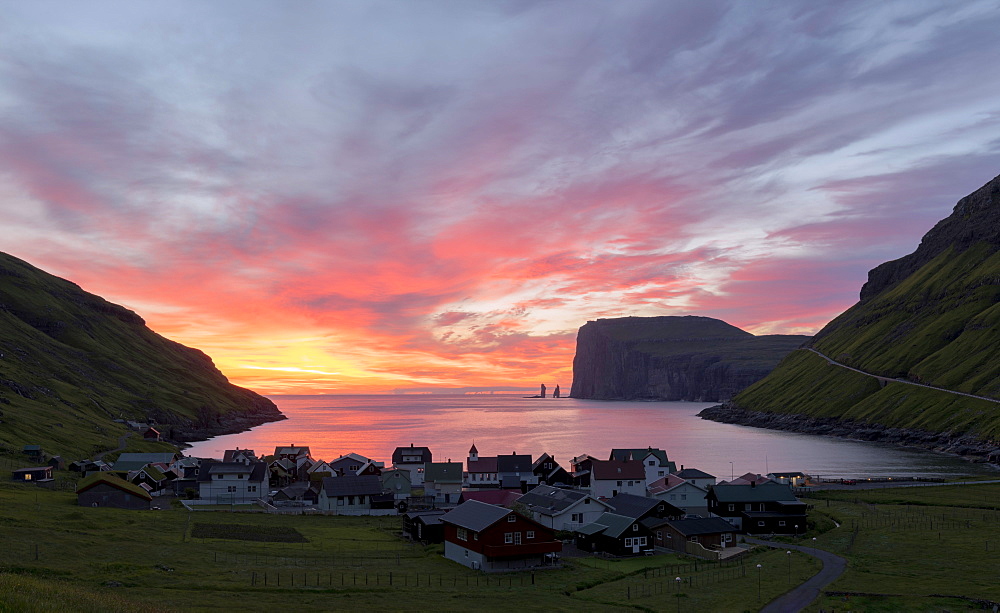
[0,252,282,461]
[731,174,1000,444]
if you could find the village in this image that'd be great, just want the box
[12,429,812,574]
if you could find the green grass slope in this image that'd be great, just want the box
[0,252,282,460]
[732,174,1000,443]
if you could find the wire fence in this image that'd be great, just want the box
[239,568,542,589]
[624,564,748,600]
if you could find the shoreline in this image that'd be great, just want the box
[698,403,1000,466]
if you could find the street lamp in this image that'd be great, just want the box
[786,551,791,584]
[756,564,762,602]
[675,576,682,613]
[729,461,734,481]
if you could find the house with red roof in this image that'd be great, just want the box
[440,500,562,571]
[465,444,499,487]
[590,459,646,499]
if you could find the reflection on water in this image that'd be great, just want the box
[185,395,999,480]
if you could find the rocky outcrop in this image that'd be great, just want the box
[570,316,808,401]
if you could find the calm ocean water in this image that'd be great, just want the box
[185,395,999,480]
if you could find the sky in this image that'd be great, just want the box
[2,1,1000,395]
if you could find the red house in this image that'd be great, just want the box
[440,500,562,571]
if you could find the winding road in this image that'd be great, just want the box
[745,536,848,613]
[805,347,1000,404]
[93,431,133,461]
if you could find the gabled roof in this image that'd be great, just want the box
[321,475,383,497]
[274,445,311,457]
[440,500,514,531]
[307,461,335,474]
[404,509,447,524]
[647,517,737,536]
[497,454,533,473]
[517,485,607,516]
[591,459,645,481]
[723,472,771,486]
[424,462,463,483]
[710,481,798,503]
[674,468,715,480]
[610,448,669,465]
[392,445,432,464]
[577,512,638,538]
[76,473,153,501]
[200,462,267,482]
[223,449,257,462]
[459,490,522,506]
[531,453,554,471]
[134,465,166,482]
[647,474,689,495]
[607,493,664,518]
[467,456,498,473]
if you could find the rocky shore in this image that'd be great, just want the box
[698,403,1000,465]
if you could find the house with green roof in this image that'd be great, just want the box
[76,473,152,510]
[610,447,677,483]
[423,461,464,504]
[706,481,807,534]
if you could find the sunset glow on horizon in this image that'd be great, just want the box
[3,2,1000,394]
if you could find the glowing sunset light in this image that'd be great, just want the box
[2,2,1000,394]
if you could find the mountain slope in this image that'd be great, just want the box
[0,252,283,459]
[711,173,1000,447]
[570,315,808,401]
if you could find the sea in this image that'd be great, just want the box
[184,395,999,481]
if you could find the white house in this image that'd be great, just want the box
[198,462,267,504]
[318,475,391,515]
[590,460,646,499]
[647,475,709,517]
[515,484,613,531]
[466,444,499,487]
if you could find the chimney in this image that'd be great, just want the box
[751,481,756,488]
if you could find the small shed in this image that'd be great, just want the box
[12,466,53,482]
[76,473,152,510]
[22,445,42,459]
[47,456,66,471]
[142,427,162,441]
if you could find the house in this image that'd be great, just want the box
[295,457,315,481]
[465,444,499,487]
[607,492,679,521]
[76,473,152,510]
[610,448,677,483]
[590,459,646,499]
[423,461,464,504]
[142,427,161,441]
[47,456,66,471]
[722,472,772,486]
[329,453,380,477]
[673,467,717,489]
[128,465,169,495]
[458,489,522,507]
[381,468,412,499]
[11,466,53,482]
[222,448,257,464]
[69,459,111,476]
[273,445,312,463]
[402,510,447,543]
[317,475,389,515]
[269,458,297,487]
[569,454,598,489]
[272,481,318,504]
[644,516,738,557]
[575,512,655,556]
[197,461,268,504]
[647,475,709,517]
[22,445,42,460]
[496,452,537,491]
[531,454,570,486]
[306,461,337,481]
[440,500,562,571]
[391,444,432,486]
[112,452,180,472]
[706,481,807,534]
[767,472,808,487]
[515,484,612,531]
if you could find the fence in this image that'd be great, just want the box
[624,564,748,599]
[241,569,541,589]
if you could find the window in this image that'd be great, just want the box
[728,504,735,512]
[658,471,664,476]
[248,485,256,492]
[625,538,632,547]
[760,503,765,512]
[474,533,478,540]
[689,536,699,543]
[632,524,638,532]
[464,550,468,558]
[571,513,583,523]
[681,494,686,501]
[458,528,468,541]
[758,521,765,527]
[778,521,786,527]
[745,504,752,511]
[584,499,590,505]
[656,531,662,541]
[505,533,513,544]
[617,481,622,486]
[527,531,535,539]
[638,537,647,546]
[227,486,236,493]
[670,494,676,501]
[514,532,522,545]
[723,533,733,542]
[238,474,244,479]
[648,460,655,466]
[507,515,516,522]
[337,497,344,506]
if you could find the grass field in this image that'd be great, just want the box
[1,479,999,611]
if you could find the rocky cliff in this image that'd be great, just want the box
[705,172,1000,451]
[570,316,808,401]
[0,252,284,458]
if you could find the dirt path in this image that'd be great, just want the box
[805,347,1000,404]
[93,431,133,461]
[745,536,847,613]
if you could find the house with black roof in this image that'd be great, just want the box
[391,444,432,486]
[643,516,739,558]
[531,453,571,486]
[610,447,677,483]
[76,473,152,510]
[575,511,655,556]
[497,452,538,491]
[707,481,807,534]
[440,500,561,571]
[516,484,612,531]
[402,509,447,543]
[607,492,680,521]
[673,467,717,489]
[318,475,392,515]
[424,461,464,504]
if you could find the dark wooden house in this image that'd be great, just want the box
[575,511,655,556]
[706,481,807,534]
[441,500,562,571]
[11,466,53,482]
[76,473,152,510]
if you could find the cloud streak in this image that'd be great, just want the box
[2,1,1000,392]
